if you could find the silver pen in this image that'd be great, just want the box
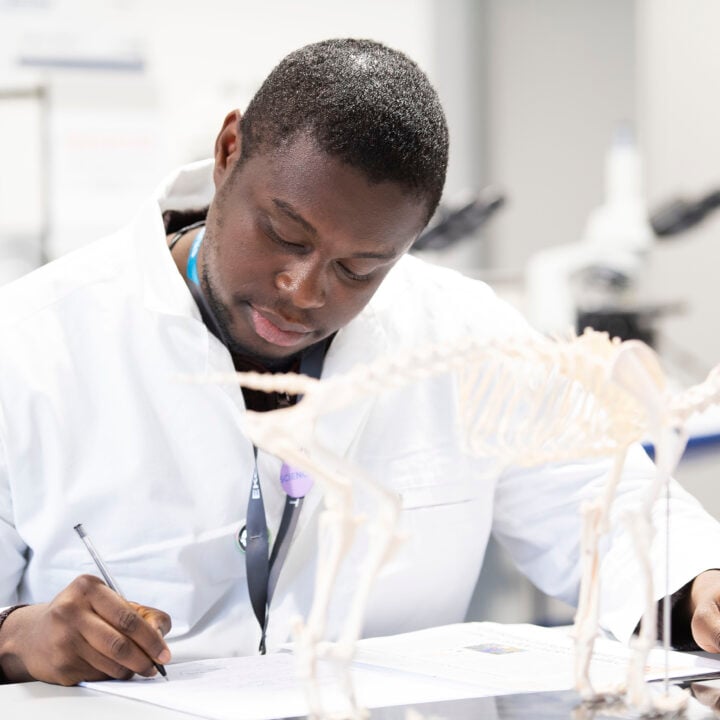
[73,523,168,680]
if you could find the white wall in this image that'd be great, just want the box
[637,0,720,374]
[1,0,640,279]
[0,0,437,263]
[128,0,436,167]
[0,86,46,280]
[483,0,637,273]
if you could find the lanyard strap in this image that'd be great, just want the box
[183,228,234,347]
[181,224,328,653]
[245,454,305,654]
[245,447,271,651]
[245,339,327,653]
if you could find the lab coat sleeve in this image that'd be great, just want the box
[0,400,28,606]
[491,443,720,644]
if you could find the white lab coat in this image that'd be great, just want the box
[1,161,720,662]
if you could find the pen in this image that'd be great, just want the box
[73,523,168,680]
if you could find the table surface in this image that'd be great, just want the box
[5,678,720,720]
[1,680,193,719]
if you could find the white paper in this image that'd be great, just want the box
[82,623,720,720]
[82,650,492,720]
[354,623,720,692]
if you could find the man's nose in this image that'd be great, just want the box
[274,259,326,309]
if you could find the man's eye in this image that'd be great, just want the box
[338,263,373,283]
[265,227,305,251]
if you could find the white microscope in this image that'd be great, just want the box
[525,127,659,344]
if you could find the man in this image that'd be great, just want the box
[1,38,720,687]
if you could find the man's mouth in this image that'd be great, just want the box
[250,306,314,348]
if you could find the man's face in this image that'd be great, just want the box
[200,133,428,366]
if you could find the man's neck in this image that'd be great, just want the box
[232,352,299,375]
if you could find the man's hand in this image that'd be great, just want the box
[0,574,171,685]
[689,569,720,652]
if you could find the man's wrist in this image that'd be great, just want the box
[0,604,31,684]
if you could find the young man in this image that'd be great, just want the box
[2,38,720,686]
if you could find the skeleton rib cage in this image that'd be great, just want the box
[231,330,653,464]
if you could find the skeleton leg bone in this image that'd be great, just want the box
[295,486,360,719]
[332,481,405,669]
[306,453,405,719]
[574,499,604,699]
[573,446,629,699]
[625,426,688,712]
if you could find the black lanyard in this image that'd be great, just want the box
[173,221,329,653]
[244,340,326,654]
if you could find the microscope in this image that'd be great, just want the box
[525,128,689,347]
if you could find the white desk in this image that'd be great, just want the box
[6,678,720,720]
[1,681,194,719]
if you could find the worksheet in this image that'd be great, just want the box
[83,649,492,720]
[82,623,720,720]
[354,622,720,690]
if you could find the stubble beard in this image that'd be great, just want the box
[199,255,302,371]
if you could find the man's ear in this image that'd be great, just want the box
[213,109,242,188]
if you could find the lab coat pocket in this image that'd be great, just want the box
[384,447,486,510]
[365,449,492,612]
[399,481,478,509]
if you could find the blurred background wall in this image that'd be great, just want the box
[2,0,719,628]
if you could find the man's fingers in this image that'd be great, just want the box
[689,571,720,653]
[86,586,171,665]
[691,600,720,653]
[73,634,137,681]
[128,601,172,637]
[52,656,111,687]
[690,608,720,653]
[79,612,162,677]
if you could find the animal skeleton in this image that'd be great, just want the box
[202,328,720,717]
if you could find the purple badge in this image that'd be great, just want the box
[280,463,313,499]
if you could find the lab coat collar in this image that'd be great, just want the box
[155,158,216,215]
[133,159,215,318]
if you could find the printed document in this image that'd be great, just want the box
[82,622,720,720]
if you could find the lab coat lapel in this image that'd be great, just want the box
[292,305,389,539]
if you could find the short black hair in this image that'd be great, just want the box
[239,38,449,224]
